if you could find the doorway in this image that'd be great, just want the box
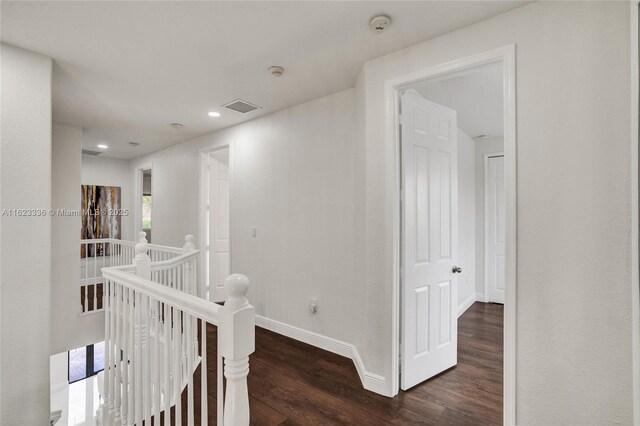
[200,146,231,302]
[390,45,516,423]
[135,165,153,242]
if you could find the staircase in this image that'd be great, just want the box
[90,233,254,426]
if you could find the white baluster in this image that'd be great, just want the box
[201,319,208,426]
[84,243,89,313]
[121,286,129,425]
[220,274,254,426]
[109,279,116,411]
[144,295,151,424]
[128,288,135,426]
[174,310,183,426]
[154,300,161,423]
[114,283,122,420]
[103,279,111,408]
[135,291,142,426]
[164,304,171,425]
[217,340,223,426]
[186,314,194,426]
[94,244,98,311]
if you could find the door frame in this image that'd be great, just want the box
[198,141,234,302]
[630,2,639,423]
[134,163,153,241]
[386,44,517,424]
[484,152,505,303]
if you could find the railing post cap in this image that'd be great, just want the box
[138,231,147,243]
[225,274,249,299]
[183,234,196,251]
[135,241,149,257]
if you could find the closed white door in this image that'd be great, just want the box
[401,90,459,390]
[485,155,505,304]
[208,148,230,302]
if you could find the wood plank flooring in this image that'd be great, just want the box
[182,301,503,425]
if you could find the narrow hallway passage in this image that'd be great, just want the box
[190,302,503,425]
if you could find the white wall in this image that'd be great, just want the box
[81,154,133,240]
[457,130,476,311]
[0,42,52,426]
[475,136,504,300]
[359,1,632,422]
[130,89,365,354]
[51,123,106,354]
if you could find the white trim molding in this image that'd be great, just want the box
[458,293,476,318]
[630,2,639,424]
[255,315,387,395]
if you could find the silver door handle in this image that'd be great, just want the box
[452,266,462,273]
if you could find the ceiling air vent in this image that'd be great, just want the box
[223,99,261,114]
[82,149,102,156]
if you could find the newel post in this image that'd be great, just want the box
[220,274,255,426]
[183,234,196,294]
[134,237,151,280]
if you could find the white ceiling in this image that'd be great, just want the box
[412,61,504,139]
[1,1,525,159]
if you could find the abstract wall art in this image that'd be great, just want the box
[81,185,121,257]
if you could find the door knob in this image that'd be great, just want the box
[452,266,462,273]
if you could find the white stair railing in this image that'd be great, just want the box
[80,233,189,314]
[98,235,255,425]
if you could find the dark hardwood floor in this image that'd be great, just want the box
[181,301,503,425]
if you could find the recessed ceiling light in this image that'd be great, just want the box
[170,123,184,129]
[97,144,108,149]
[208,111,221,117]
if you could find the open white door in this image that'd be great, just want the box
[486,155,505,304]
[208,148,230,302]
[400,90,458,390]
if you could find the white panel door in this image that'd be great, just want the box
[401,90,458,391]
[209,148,230,302]
[486,155,505,304]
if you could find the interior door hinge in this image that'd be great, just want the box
[399,114,408,126]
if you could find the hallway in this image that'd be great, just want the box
[196,302,503,425]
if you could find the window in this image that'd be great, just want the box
[142,195,152,230]
[68,341,105,383]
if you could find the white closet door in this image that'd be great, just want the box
[486,155,505,304]
[209,148,230,301]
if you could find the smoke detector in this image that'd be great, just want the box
[170,123,184,129]
[269,66,284,77]
[370,15,391,33]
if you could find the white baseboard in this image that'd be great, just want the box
[476,292,486,303]
[255,315,387,396]
[458,293,476,317]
